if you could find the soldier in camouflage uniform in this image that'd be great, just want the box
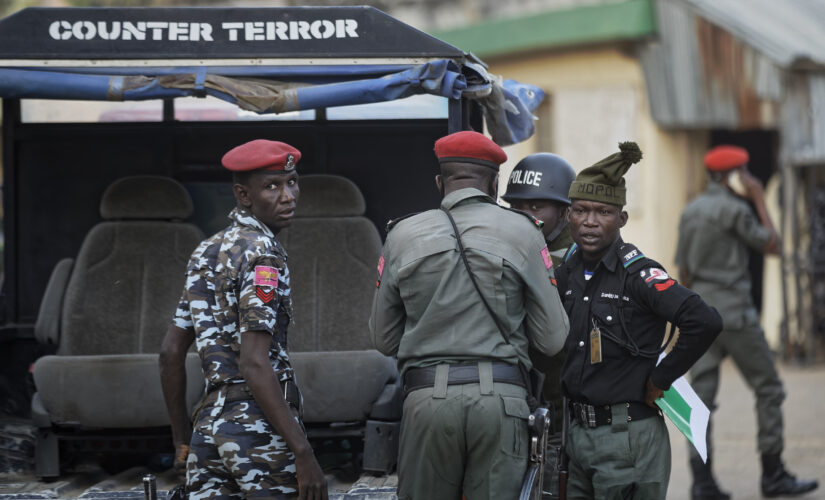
[159,139,328,500]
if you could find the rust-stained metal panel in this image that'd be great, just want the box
[641,0,825,163]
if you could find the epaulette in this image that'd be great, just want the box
[617,242,648,273]
[563,243,578,263]
[385,212,420,233]
[502,206,545,230]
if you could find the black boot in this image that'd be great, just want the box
[761,454,819,497]
[690,457,731,500]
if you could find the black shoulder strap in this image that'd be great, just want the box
[617,242,647,274]
[385,212,420,233]
[440,207,511,344]
[563,243,578,263]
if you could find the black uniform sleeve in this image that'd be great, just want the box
[628,260,723,390]
[651,295,723,390]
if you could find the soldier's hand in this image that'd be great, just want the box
[295,451,328,500]
[174,443,189,481]
[644,377,665,409]
[739,168,764,200]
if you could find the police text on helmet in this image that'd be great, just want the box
[508,169,543,187]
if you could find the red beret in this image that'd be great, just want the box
[434,131,507,170]
[222,139,301,172]
[704,145,749,172]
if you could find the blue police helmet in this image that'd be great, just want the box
[502,153,576,205]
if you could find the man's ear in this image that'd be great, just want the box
[619,210,629,228]
[233,183,252,209]
[435,174,444,197]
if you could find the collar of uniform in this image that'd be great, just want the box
[229,207,275,238]
[567,236,623,273]
[440,187,495,211]
[706,179,731,197]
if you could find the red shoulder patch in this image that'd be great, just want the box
[654,279,675,292]
[256,287,275,303]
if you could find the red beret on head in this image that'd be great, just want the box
[704,145,749,172]
[434,131,507,170]
[222,139,301,172]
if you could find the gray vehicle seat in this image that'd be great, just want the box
[278,175,401,473]
[30,176,205,477]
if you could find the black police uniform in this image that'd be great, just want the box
[557,237,722,499]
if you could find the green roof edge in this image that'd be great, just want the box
[433,0,656,58]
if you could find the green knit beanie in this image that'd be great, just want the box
[568,141,643,206]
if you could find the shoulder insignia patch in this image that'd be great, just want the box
[376,255,385,288]
[254,265,279,287]
[503,206,544,229]
[620,246,645,269]
[541,246,553,270]
[640,267,675,291]
[385,212,420,233]
[256,287,275,304]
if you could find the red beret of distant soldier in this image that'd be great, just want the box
[434,130,507,170]
[222,139,301,172]
[704,145,749,172]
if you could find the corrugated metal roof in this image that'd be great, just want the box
[640,0,825,163]
[685,0,825,69]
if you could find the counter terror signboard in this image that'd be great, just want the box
[0,6,464,60]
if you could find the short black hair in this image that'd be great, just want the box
[233,170,254,186]
[439,161,498,184]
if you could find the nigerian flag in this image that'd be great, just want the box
[655,353,710,462]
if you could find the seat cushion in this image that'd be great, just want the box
[59,221,203,356]
[290,350,398,423]
[32,353,203,428]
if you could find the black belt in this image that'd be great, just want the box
[403,361,525,397]
[569,401,659,428]
[201,380,301,413]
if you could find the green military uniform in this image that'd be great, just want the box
[529,223,574,426]
[370,187,569,500]
[675,180,784,462]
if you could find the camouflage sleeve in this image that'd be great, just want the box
[238,254,283,335]
[172,283,194,330]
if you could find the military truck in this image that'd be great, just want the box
[0,6,542,498]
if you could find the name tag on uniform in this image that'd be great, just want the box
[590,326,603,364]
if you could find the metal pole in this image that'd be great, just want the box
[779,160,791,360]
[790,165,805,362]
[143,474,158,500]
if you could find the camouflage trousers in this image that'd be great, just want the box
[187,396,299,499]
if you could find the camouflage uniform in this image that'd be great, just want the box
[173,207,299,499]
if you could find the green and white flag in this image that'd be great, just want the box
[655,353,710,462]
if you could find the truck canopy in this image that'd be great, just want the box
[0,6,543,145]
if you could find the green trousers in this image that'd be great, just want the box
[689,320,786,460]
[567,406,670,500]
[397,374,530,500]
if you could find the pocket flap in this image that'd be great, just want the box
[501,396,530,419]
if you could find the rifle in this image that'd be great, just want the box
[519,406,551,500]
[558,397,569,500]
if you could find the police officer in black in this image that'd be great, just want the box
[557,142,723,499]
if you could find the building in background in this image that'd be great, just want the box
[434,0,825,362]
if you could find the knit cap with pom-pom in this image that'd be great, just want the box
[568,141,643,206]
